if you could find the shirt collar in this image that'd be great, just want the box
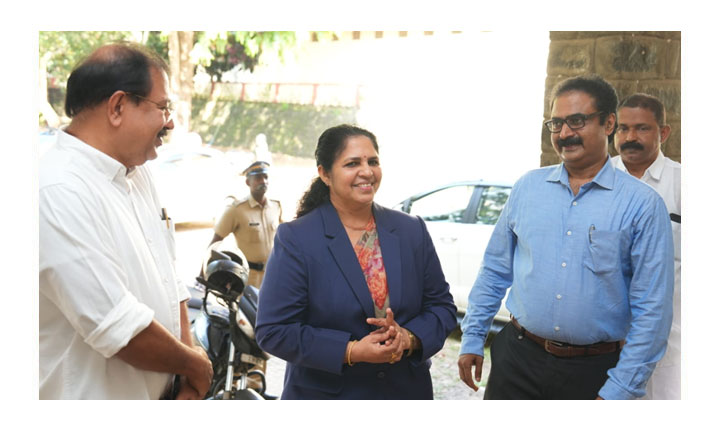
[614,150,665,182]
[57,130,133,190]
[643,150,666,181]
[591,156,615,190]
[545,163,566,184]
[247,194,262,208]
[545,155,615,190]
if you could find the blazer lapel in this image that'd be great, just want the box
[320,203,375,318]
[373,204,403,311]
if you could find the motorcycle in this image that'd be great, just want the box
[188,242,275,400]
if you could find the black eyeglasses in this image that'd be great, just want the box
[124,92,174,121]
[544,111,605,133]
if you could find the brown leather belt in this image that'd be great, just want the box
[511,317,624,358]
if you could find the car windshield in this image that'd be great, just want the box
[409,185,474,223]
[475,186,510,225]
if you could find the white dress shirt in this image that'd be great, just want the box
[39,131,189,399]
[613,151,681,399]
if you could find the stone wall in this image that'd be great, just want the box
[541,31,681,166]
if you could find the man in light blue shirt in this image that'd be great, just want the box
[457,75,673,400]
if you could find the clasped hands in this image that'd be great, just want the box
[345,308,413,365]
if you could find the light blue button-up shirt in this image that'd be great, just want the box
[460,157,673,400]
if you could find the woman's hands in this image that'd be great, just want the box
[345,308,421,365]
[346,324,402,365]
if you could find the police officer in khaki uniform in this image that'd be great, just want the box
[209,161,283,289]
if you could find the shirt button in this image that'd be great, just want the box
[377,371,386,379]
[572,201,578,206]
[566,230,572,236]
[561,262,567,267]
[556,294,562,300]
[554,326,560,331]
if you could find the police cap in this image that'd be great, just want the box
[242,161,270,177]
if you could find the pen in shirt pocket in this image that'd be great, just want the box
[161,208,170,229]
[588,224,595,243]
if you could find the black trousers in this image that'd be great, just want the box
[484,322,620,400]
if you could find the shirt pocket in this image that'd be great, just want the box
[161,218,177,261]
[247,223,262,243]
[584,229,622,274]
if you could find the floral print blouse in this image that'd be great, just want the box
[353,217,389,318]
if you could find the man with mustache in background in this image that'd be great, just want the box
[612,93,681,399]
[458,75,674,399]
[39,42,212,399]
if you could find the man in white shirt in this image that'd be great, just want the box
[612,93,681,399]
[39,42,212,399]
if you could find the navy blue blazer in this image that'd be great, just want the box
[255,202,456,399]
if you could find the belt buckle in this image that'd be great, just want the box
[544,339,565,354]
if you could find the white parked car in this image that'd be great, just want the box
[394,180,513,330]
[148,146,246,225]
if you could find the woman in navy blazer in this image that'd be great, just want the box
[255,125,456,399]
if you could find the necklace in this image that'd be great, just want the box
[341,215,374,231]
[343,224,367,231]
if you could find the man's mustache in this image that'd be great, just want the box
[157,128,170,138]
[620,141,644,152]
[557,136,583,148]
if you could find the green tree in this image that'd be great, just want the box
[192,31,296,95]
[39,31,299,129]
[176,31,297,131]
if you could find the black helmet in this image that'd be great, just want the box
[201,240,250,301]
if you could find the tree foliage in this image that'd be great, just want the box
[192,32,296,83]
[144,31,169,62]
[40,30,297,91]
[39,31,135,87]
[39,31,299,127]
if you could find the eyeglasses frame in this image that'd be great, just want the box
[544,111,606,133]
[123,91,174,121]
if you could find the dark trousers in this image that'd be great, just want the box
[484,322,620,400]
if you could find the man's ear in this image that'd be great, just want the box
[605,112,617,136]
[660,124,672,143]
[106,91,127,127]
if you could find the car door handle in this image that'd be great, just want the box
[439,236,458,243]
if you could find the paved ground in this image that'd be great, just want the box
[177,225,490,400]
[430,328,490,400]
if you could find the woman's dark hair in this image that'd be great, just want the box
[296,124,378,218]
[64,41,170,117]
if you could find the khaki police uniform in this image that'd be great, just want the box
[214,195,282,288]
